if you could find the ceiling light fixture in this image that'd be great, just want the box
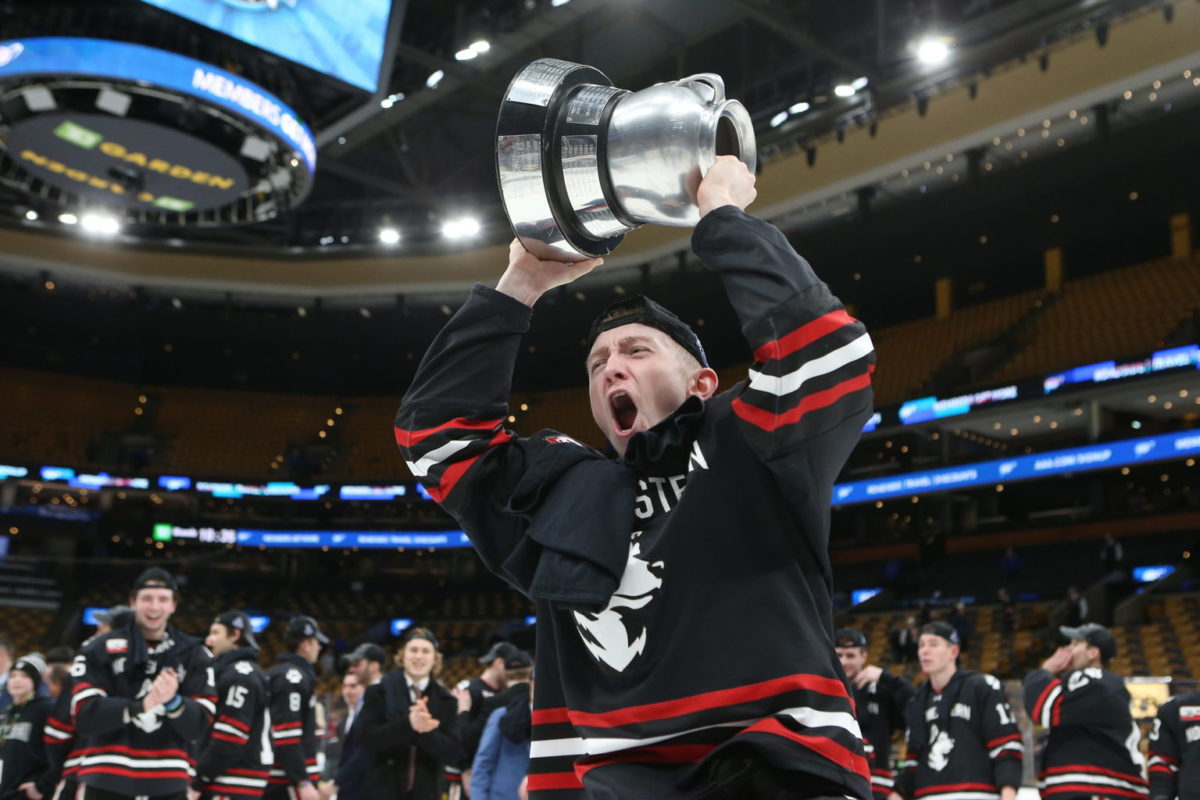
[915,36,952,65]
[442,218,481,239]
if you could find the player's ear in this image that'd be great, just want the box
[690,367,719,400]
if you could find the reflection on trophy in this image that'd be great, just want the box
[496,58,756,261]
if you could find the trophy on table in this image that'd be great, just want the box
[496,58,757,262]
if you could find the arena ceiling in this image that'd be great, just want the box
[0,0,1170,256]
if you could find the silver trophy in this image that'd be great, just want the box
[496,58,756,261]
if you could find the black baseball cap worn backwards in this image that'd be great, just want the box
[835,628,869,649]
[131,567,178,595]
[922,621,961,646]
[215,610,259,650]
[587,296,708,368]
[1060,622,1117,661]
[287,615,329,645]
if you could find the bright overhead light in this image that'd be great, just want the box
[58,212,78,225]
[769,110,788,128]
[788,101,810,114]
[551,0,571,6]
[81,213,120,235]
[469,40,490,54]
[850,76,869,91]
[426,70,445,89]
[442,218,481,239]
[833,83,856,98]
[378,227,401,245]
[915,36,952,65]
[455,48,478,61]
[24,209,38,221]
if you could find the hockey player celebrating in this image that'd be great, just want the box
[71,568,217,800]
[397,156,876,798]
[193,611,271,800]
[264,616,327,800]
[1024,623,1149,799]
[1149,686,1200,800]
[890,622,1023,800]
[835,628,912,800]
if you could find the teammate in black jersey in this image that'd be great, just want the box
[1149,687,1200,800]
[892,622,1022,800]
[1024,623,1148,799]
[836,628,912,800]
[193,611,271,800]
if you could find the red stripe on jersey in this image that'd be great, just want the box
[1149,752,1180,765]
[444,772,461,783]
[394,417,503,447]
[915,783,998,797]
[218,715,251,732]
[732,370,872,432]
[208,785,263,796]
[429,431,513,502]
[1031,679,1061,721]
[48,718,74,732]
[526,771,584,791]
[743,717,870,782]
[575,744,716,779]
[567,672,851,729]
[76,745,192,759]
[273,722,303,730]
[532,707,572,726]
[987,733,1021,748]
[211,732,248,744]
[1042,785,1146,799]
[753,309,857,362]
[1148,764,1175,774]
[1044,764,1147,785]
[228,769,271,777]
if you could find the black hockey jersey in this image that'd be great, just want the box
[1024,666,1148,799]
[853,669,913,799]
[196,646,271,798]
[40,681,78,798]
[396,207,876,799]
[265,653,320,791]
[894,669,1023,800]
[1149,689,1200,800]
[0,695,52,799]
[71,624,216,796]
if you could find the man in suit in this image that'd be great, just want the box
[357,629,461,800]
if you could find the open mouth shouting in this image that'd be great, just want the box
[610,390,639,435]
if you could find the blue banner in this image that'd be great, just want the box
[833,428,1200,505]
[234,529,472,549]
[0,38,315,173]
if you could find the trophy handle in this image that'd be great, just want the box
[674,73,725,104]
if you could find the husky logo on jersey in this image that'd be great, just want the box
[112,657,126,675]
[572,531,664,672]
[926,724,956,772]
[236,661,254,674]
[286,668,303,684]
[1187,725,1200,743]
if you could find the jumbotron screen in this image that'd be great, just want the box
[139,0,393,92]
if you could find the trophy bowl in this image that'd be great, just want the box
[496,58,756,262]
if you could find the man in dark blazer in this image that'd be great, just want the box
[357,629,461,800]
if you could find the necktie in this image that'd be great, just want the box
[406,684,421,793]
